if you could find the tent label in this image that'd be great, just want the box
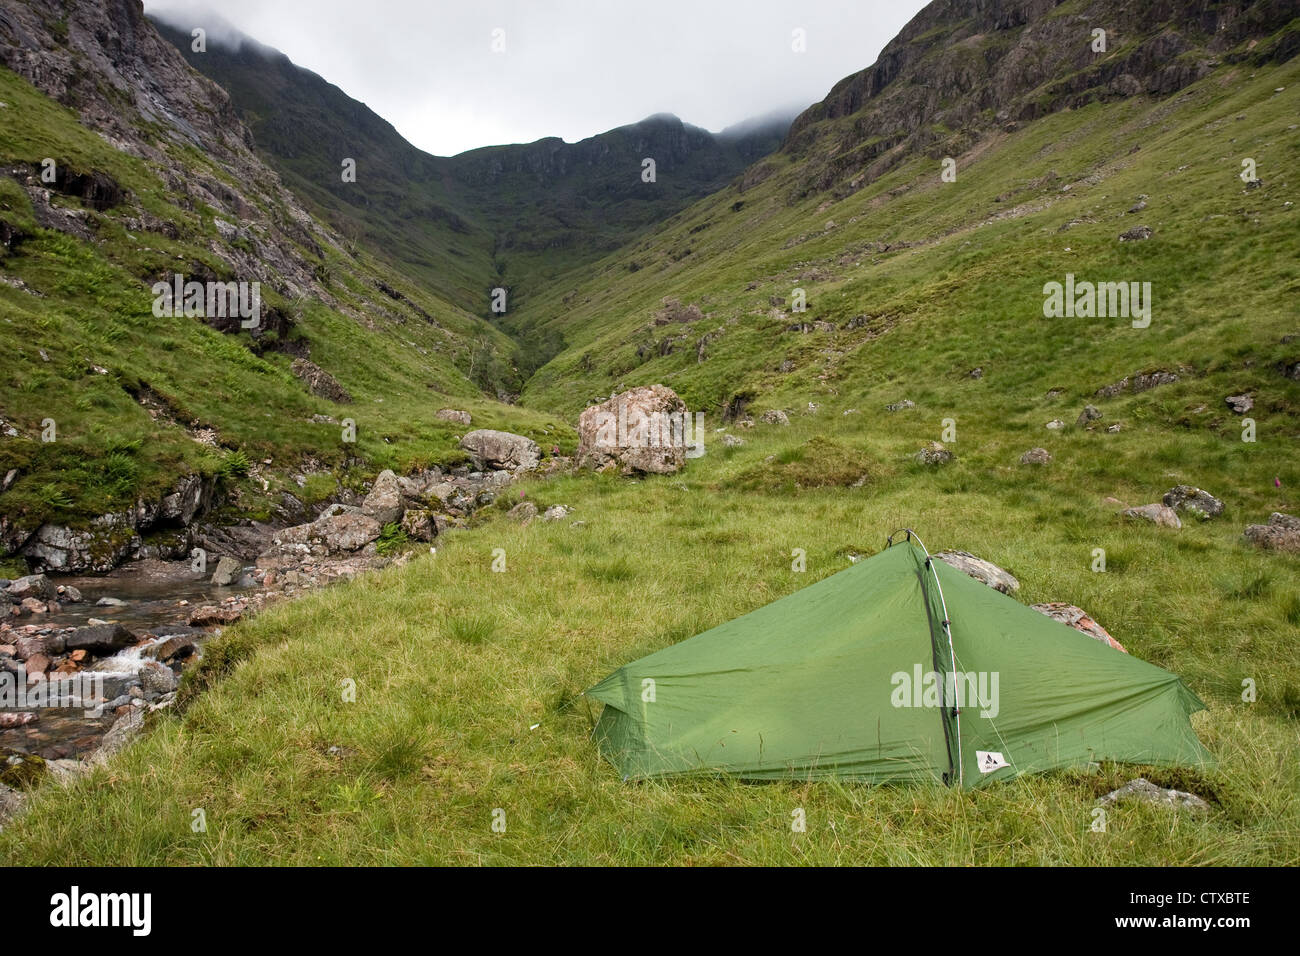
[977,751,1009,773]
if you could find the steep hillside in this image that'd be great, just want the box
[514,0,1300,427]
[151,15,792,348]
[148,18,494,311]
[0,0,565,567]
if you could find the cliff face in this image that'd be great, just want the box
[0,0,245,152]
[0,0,336,303]
[782,0,1300,198]
[0,0,537,558]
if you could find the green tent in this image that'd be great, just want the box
[587,536,1212,786]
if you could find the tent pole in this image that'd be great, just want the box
[887,529,964,788]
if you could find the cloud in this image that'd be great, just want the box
[142,0,928,156]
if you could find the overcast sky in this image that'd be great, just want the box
[143,0,928,156]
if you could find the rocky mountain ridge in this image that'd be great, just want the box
[781,0,1299,199]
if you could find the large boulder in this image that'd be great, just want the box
[1031,603,1127,652]
[20,518,140,572]
[310,513,382,552]
[459,429,541,473]
[577,386,691,475]
[1162,485,1224,519]
[1243,513,1300,553]
[279,512,382,553]
[361,470,404,525]
[934,551,1019,594]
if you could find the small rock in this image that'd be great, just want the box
[1076,404,1101,426]
[1098,778,1208,811]
[1045,419,1065,430]
[543,505,572,522]
[934,551,1019,593]
[188,605,243,627]
[95,597,127,607]
[360,469,404,525]
[143,635,196,664]
[1020,447,1052,465]
[507,501,538,523]
[400,509,438,542]
[885,399,915,412]
[1225,394,1253,414]
[721,434,745,447]
[913,442,954,466]
[759,409,790,425]
[6,575,52,602]
[65,623,136,655]
[93,709,144,762]
[1032,603,1127,652]
[1119,225,1153,242]
[1243,513,1300,553]
[140,662,178,697]
[1123,503,1181,529]
[1162,485,1224,519]
[436,409,472,426]
[211,555,242,587]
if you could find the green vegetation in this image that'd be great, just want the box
[0,64,569,532]
[3,423,1298,863]
[1,10,1297,867]
[513,60,1300,434]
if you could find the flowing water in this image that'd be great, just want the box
[3,559,258,760]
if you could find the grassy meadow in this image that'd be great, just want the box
[2,410,1297,865]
